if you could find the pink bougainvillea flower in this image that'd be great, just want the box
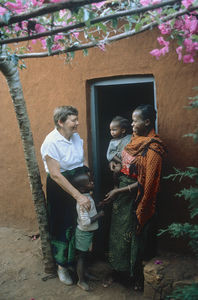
[32,0,45,7]
[14,23,22,32]
[6,0,26,14]
[183,39,198,54]
[98,43,106,51]
[184,15,198,34]
[35,24,45,33]
[157,36,169,47]
[0,7,7,15]
[140,0,151,5]
[150,48,161,59]
[174,18,184,31]
[182,0,194,9]
[189,18,198,33]
[72,31,80,39]
[41,39,47,49]
[152,0,161,4]
[14,21,27,31]
[59,9,68,18]
[158,23,171,35]
[92,1,106,9]
[183,38,193,52]
[176,46,183,60]
[140,0,161,5]
[48,34,65,51]
[194,42,198,50]
[50,0,69,3]
[54,34,64,42]
[183,53,194,63]
[52,44,64,51]
[160,45,169,55]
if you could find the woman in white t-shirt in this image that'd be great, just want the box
[41,106,91,286]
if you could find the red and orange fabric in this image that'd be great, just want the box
[124,129,167,228]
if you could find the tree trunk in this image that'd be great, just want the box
[0,52,55,274]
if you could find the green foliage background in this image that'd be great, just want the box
[159,90,198,299]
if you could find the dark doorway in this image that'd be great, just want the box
[90,76,156,256]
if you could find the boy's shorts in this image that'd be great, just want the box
[75,227,94,252]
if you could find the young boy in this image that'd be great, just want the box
[71,172,104,291]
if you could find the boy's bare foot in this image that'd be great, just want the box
[77,281,90,291]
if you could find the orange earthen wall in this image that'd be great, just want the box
[0,29,197,249]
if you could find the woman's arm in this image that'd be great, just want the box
[46,155,91,210]
[102,181,138,204]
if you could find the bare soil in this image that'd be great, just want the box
[0,227,146,300]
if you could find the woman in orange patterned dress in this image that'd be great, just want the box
[103,104,166,290]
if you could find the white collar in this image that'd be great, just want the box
[54,128,73,144]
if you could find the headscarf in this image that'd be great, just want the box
[124,128,167,228]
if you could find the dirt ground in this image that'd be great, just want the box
[0,227,147,300]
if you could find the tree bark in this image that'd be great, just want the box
[0,50,55,274]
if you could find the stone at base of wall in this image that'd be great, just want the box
[143,253,198,300]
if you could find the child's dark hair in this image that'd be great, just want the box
[111,116,131,134]
[71,173,89,190]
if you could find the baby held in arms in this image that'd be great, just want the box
[106,116,131,187]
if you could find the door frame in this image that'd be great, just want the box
[90,76,157,201]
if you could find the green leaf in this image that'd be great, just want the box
[112,18,118,29]
[2,13,11,25]
[164,167,198,181]
[176,35,184,46]
[83,8,89,22]
[124,24,130,32]
[65,52,71,63]
[46,36,54,55]
[70,51,75,59]
[192,34,198,42]
[141,16,151,25]
[19,63,26,70]
[168,283,198,300]
[170,19,175,28]
[98,22,107,33]
[83,49,88,56]
[85,19,91,27]
[135,23,142,32]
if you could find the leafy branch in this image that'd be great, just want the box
[0,0,104,27]
[0,0,178,45]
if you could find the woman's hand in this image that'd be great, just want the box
[77,194,91,211]
[102,188,119,204]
